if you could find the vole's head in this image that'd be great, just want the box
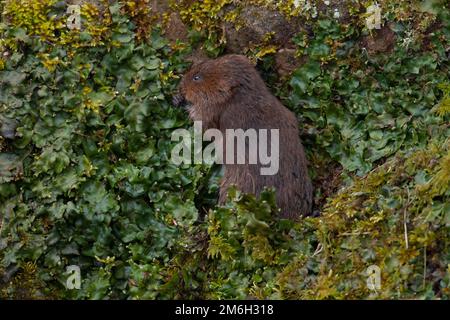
[173,54,258,110]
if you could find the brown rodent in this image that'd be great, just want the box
[173,54,312,219]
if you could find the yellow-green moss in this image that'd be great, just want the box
[2,0,112,48]
[3,0,62,38]
[435,83,450,117]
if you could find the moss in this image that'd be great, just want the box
[3,0,62,39]
[121,0,154,41]
[0,262,51,299]
[435,83,450,117]
[2,0,113,49]
[305,139,450,299]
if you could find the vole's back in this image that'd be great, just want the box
[218,88,313,218]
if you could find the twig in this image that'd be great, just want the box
[338,232,372,237]
[423,244,427,290]
[403,188,411,249]
[313,243,323,257]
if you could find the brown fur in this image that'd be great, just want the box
[174,54,312,219]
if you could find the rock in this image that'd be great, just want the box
[224,5,300,54]
[149,0,171,14]
[0,116,17,140]
[361,24,396,55]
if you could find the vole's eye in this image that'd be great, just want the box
[193,74,201,81]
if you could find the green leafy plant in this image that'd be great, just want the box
[288,16,449,174]
[0,0,448,300]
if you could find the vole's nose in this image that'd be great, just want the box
[172,93,187,108]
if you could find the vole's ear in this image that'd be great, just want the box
[211,76,239,104]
